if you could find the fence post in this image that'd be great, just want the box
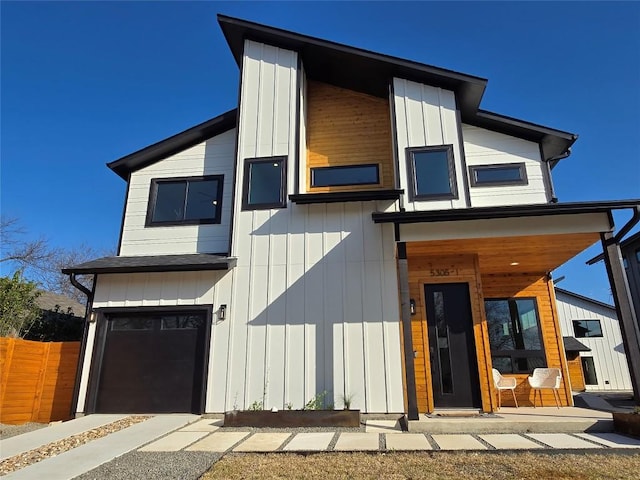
[0,339,16,411]
[31,342,51,422]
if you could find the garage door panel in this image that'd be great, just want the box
[94,311,207,414]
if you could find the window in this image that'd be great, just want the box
[573,319,603,338]
[469,163,528,187]
[485,298,546,374]
[311,164,379,187]
[406,145,457,200]
[242,156,287,210]
[146,175,223,226]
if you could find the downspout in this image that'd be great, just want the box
[613,206,640,243]
[68,273,95,417]
[544,148,571,203]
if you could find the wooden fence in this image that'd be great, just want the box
[0,338,80,424]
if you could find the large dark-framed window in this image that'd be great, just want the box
[241,156,287,210]
[405,145,457,201]
[485,297,546,374]
[469,163,528,187]
[573,319,603,338]
[146,175,224,227]
[310,164,380,188]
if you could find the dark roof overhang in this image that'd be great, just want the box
[555,288,616,311]
[372,200,640,225]
[107,109,237,180]
[217,15,577,161]
[62,254,237,275]
[563,336,591,352]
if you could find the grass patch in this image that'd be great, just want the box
[202,451,640,479]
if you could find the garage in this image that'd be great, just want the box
[87,307,210,414]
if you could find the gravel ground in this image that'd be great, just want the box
[73,451,222,480]
[0,422,48,440]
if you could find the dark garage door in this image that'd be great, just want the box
[93,311,208,414]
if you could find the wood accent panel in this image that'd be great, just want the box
[407,254,495,413]
[0,338,80,424]
[481,274,572,407]
[566,353,586,392]
[306,80,394,192]
[406,233,600,276]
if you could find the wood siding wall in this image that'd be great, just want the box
[405,248,573,412]
[393,78,468,211]
[481,274,572,407]
[462,124,549,207]
[306,81,394,192]
[1,338,80,424]
[120,129,236,256]
[406,254,494,413]
[556,291,632,391]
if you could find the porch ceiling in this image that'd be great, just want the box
[406,232,600,275]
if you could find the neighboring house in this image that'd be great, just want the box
[63,15,639,418]
[555,288,632,392]
[36,291,84,317]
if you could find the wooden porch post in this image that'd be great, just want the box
[397,242,419,420]
[601,231,640,403]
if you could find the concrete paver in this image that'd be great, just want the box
[334,433,380,451]
[385,433,431,450]
[366,420,402,434]
[179,419,222,432]
[576,433,640,449]
[480,434,543,450]
[528,433,603,449]
[233,432,290,452]
[0,414,126,461]
[139,431,209,451]
[186,432,250,452]
[5,414,198,480]
[432,434,486,450]
[283,432,334,451]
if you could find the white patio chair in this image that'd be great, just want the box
[492,368,518,409]
[528,367,562,408]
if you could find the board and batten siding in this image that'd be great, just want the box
[555,290,632,391]
[462,124,549,207]
[119,128,236,256]
[218,39,404,413]
[393,78,468,211]
[76,270,227,413]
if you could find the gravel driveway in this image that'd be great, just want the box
[0,423,47,440]
[73,451,222,480]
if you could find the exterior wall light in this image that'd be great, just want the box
[219,304,227,321]
[410,299,416,315]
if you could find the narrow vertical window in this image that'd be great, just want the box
[406,145,457,201]
[242,157,287,210]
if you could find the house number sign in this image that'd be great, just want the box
[428,264,460,277]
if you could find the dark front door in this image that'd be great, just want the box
[93,311,207,414]
[424,283,481,409]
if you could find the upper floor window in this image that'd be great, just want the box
[406,145,457,201]
[242,156,287,210]
[146,175,223,226]
[311,164,379,188]
[485,298,546,374]
[573,319,603,338]
[469,163,528,187]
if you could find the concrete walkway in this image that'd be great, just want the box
[2,412,640,480]
[2,414,198,480]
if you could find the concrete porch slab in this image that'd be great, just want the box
[365,420,402,434]
[409,407,613,434]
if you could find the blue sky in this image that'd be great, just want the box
[2,1,639,302]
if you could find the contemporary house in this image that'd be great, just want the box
[555,288,632,392]
[64,15,640,419]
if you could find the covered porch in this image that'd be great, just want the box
[372,201,639,418]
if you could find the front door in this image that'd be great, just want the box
[424,283,481,409]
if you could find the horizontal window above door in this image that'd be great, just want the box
[310,164,380,188]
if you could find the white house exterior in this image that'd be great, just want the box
[64,15,639,418]
[556,288,632,392]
